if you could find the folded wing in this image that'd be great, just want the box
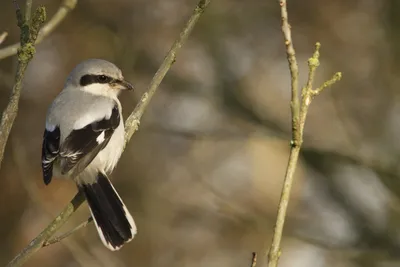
[59,105,120,176]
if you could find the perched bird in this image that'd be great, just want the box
[41,59,137,251]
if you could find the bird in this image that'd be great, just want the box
[41,59,137,251]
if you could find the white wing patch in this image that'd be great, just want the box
[96,131,106,144]
[59,151,83,161]
[45,122,56,132]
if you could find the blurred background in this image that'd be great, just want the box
[0,0,399,266]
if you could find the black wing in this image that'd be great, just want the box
[42,126,61,185]
[59,105,120,176]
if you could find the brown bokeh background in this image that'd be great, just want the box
[1,0,400,266]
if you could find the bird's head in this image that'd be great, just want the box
[65,59,134,98]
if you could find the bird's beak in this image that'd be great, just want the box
[121,80,134,90]
[117,80,134,90]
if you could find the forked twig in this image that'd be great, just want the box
[267,1,342,267]
[0,0,77,60]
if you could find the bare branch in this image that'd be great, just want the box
[313,72,342,96]
[0,0,77,60]
[267,2,342,267]
[279,0,300,145]
[6,0,211,266]
[298,44,342,129]
[304,42,320,94]
[0,4,46,169]
[250,252,257,267]
[267,1,300,265]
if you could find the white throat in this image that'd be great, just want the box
[81,83,120,99]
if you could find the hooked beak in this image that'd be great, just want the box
[116,79,134,91]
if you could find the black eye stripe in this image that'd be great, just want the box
[80,74,114,86]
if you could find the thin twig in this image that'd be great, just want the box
[6,1,211,266]
[0,0,77,60]
[267,1,300,265]
[43,217,93,247]
[250,252,257,267]
[313,72,342,96]
[0,32,8,45]
[0,4,46,169]
[279,0,300,145]
[267,1,342,267]
[298,43,322,129]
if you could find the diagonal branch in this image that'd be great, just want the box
[0,0,77,60]
[6,0,211,266]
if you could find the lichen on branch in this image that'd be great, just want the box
[0,4,46,169]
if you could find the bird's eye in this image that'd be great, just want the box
[97,75,110,83]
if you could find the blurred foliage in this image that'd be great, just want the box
[1,0,400,266]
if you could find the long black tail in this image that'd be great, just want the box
[80,172,137,251]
